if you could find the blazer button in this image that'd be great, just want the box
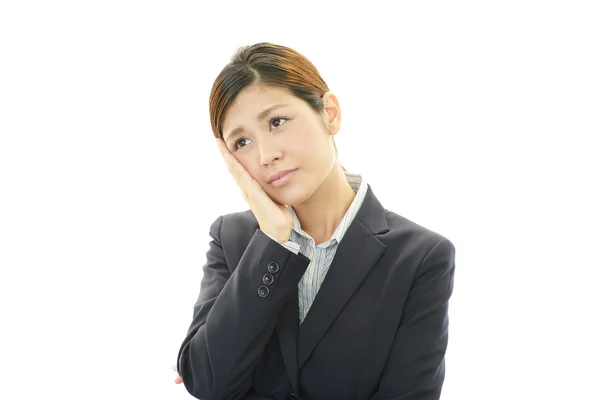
[258,285,270,298]
[267,261,280,273]
[286,394,299,400]
[262,273,274,285]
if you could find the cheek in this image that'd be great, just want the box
[286,128,317,155]
[237,157,261,181]
[290,131,329,160]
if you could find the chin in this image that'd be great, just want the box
[269,186,311,207]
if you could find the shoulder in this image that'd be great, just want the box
[384,209,451,242]
[371,209,456,295]
[206,209,258,250]
[381,208,455,262]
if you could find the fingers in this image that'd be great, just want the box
[216,138,240,179]
[216,140,237,176]
[172,364,183,384]
[217,139,245,177]
[216,138,235,165]
[216,138,252,202]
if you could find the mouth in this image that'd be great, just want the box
[269,169,298,188]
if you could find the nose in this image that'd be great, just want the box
[258,137,283,166]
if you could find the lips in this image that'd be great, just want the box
[268,169,298,188]
[268,168,298,184]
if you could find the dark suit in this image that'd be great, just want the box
[177,184,456,400]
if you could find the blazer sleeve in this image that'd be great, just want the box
[370,238,456,400]
[263,232,301,254]
[177,215,311,400]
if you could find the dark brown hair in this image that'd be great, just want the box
[209,42,346,171]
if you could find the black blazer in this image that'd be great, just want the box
[177,184,456,400]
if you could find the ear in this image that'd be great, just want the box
[322,92,341,136]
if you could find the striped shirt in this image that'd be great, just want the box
[265,172,368,323]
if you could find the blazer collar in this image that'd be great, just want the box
[276,183,390,391]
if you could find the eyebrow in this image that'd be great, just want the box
[223,104,290,142]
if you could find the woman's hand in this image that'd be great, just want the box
[216,138,293,244]
[172,364,182,384]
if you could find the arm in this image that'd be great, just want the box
[177,215,311,400]
[371,238,456,400]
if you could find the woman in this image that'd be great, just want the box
[173,42,456,400]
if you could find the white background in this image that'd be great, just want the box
[1,1,599,399]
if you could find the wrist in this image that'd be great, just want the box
[262,230,290,244]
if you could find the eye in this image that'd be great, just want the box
[233,137,251,150]
[232,116,291,151]
[269,115,290,130]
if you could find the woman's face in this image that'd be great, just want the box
[221,83,340,206]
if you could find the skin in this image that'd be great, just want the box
[219,82,356,245]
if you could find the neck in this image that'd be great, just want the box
[291,164,356,244]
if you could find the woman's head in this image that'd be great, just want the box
[210,42,347,206]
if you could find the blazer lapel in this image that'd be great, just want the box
[276,291,300,393]
[297,184,389,369]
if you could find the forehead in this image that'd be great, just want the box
[233,83,292,105]
[223,85,300,126]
